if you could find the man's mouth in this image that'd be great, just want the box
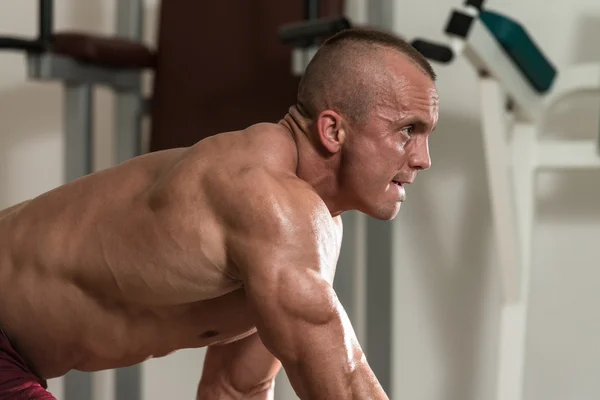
[392,180,403,187]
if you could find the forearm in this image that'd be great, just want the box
[277,324,387,400]
[198,335,280,400]
[251,279,388,400]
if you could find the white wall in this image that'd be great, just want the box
[393,1,600,400]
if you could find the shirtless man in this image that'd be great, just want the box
[0,28,438,399]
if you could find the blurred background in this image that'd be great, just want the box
[1,0,600,399]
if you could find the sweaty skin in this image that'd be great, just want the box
[0,48,438,399]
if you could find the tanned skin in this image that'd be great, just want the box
[0,49,438,399]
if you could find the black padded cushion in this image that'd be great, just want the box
[52,32,155,69]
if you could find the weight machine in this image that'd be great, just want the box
[411,1,600,399]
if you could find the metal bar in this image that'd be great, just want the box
[64,371,92,400]
[495,123,537,400]
[92,370,116,400]
[543,63,600,113]
[39,0,53,45]
[305,0,320,20]
[535,140,600,170]
[114,1,144,399]
[62,84,93,399]
[479,78,522,303]
[365,218,393,395]
[334,211,367,342]
[364,0,395,395]
[114,0,143,165]
[115,93,143,164]
[116,0,143,40]
[27,53,141,91]
[63,83,93,182]
[367,0,395,33]
[115,367,141,400]
[0,0,52,52]
[0,38,44,52]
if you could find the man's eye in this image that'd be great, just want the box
[401,125,415,136]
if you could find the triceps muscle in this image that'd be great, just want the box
[243,261,364,399]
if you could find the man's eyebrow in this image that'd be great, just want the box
[395,115,433,131]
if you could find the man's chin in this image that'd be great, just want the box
[364,202,402,221]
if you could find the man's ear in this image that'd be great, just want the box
[315,110,346,154]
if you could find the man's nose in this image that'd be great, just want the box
[408,137,431,171]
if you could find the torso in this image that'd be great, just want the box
[0,123,343,379]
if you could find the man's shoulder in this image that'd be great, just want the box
[195,124,321,223]
[214,163,325,232]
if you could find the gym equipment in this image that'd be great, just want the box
[0,0,151,183]
[279,0,351,77]
[411,1,600,399]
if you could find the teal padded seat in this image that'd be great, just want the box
[480,10,557,93]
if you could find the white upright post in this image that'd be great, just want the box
[479,78,522,304]
[479,77,539,400]
[495,122,537,400]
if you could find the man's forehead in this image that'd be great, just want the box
[374,83,439,128]
[389,78,438,112]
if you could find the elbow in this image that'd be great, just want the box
[229,378,276,399]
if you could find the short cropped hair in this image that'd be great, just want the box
[296,27,436,125]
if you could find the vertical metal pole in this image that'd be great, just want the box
[367,0,395,32]
[334,211,367,343]
[63,83,93,182]
[65,371,93,400]
[38,0,53,45]
[365,218,393,395]
[114,1,144,400]
[494,122,536,400]
[305,0,320,20]
[363,0,396,395]
[114,0,144,165]
[63,82,93,400]
[114,94,143,164]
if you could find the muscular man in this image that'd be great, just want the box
[0,28,438,399]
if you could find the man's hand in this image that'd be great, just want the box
[197,333,280,399]
[217,168,388,400]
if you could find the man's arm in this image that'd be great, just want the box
[197,333,281,399]
[223,173,387,400]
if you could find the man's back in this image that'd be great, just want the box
[0,122,307,379]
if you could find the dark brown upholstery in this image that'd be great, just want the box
[52,32,155,69]
[149,0,345,151]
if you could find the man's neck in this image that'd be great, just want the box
[278,106,346,216]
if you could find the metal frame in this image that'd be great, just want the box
[447,9,600,400]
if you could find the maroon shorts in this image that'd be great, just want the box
[0,329,56,400]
